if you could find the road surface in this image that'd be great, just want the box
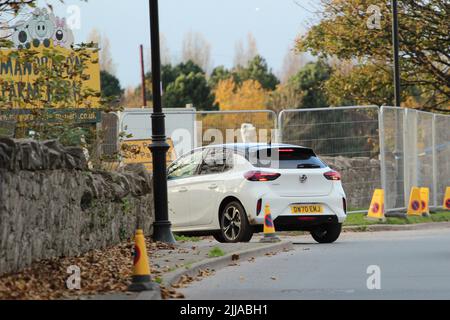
[180,228,450,300]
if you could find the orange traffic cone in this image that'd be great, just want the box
[128,230,158,292]
[420,187,430,216]
[408,187,423,217]
[366,189,386,221]
[260,204,281,243]
[443,187,450,210]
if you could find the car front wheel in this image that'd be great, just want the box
[311,223,342,244]
[214,201,253,243]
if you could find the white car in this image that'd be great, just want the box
[167,143,347,243]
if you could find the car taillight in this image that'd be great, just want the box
[244,171,281,182]
[324,171,341,181]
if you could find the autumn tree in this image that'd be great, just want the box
[280,47,307,84]
[266,83,305,114]
[234,55,280,91]
[215,79,267,112]
[87,28,117,75]
[182,31,212,73]
[163,72,216,110]
[204,78,273,143]
[130,60,209,108]
[289,60,332,109]
[296,0,450,112]
[233,33,258,68]
[100,70,123,100]
[209,66,233,89]
[146,33,171,71]
[122,86,143,108]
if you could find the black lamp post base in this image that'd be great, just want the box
[153,221,176,244]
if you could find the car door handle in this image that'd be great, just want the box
[178,187,188,193]
[208,184,218,190]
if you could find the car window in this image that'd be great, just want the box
[168,150,203,180]
[249,147,326,169]
[199,148,234,175]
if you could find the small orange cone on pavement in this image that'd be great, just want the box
[420,187,430,216]
[443,187,450,210]
[260,204,281,243]
[367,189,386,221]
[408,187,423,217]
[128,229,158,292]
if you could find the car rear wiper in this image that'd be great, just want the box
[297,164,321,169]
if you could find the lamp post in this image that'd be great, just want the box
[148,0,175,244]
[392,0,403,208]
[392,0,401,107]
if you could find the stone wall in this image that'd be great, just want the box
[0,139,154,276]
[322,156,391,210]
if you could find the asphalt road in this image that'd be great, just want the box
[180,228,450,300]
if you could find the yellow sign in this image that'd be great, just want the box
[444,187,450,210]
[420,188,430,216]
[367,189,386,221]
[407,187,423,216]
[0,47,100,109]
[122,139,176,172]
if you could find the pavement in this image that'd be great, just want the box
[179,226,450,300]
[82,236,292,300]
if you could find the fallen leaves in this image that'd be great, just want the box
[160,286,185,300]
[162,269,215,300]
[0,239,175,300]
[264,252,278,257]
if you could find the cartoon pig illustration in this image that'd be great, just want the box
[12,20,32,49]
[53,17,74,49]
[28,8,56,48]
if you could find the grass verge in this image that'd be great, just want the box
[208,247,226,258]
[344,210,450,227]
[174,235,202,242]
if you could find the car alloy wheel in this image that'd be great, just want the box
[222,205,242,241]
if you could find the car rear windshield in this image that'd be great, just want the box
[249,147,327,169]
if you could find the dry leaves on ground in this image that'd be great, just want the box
[0,240,175,300]
[162,269,215,300]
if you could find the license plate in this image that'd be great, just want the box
[291,205,324,214]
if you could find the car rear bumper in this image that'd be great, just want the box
[245,193,347,225]
[274,215,339,231]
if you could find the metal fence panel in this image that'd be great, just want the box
[120,108,197,159]
[416,111,434,205]
[196,110,278,147]
[380,107,406,211]
[381,107,450,212]
[435,114,450,207]
[279,106,380,212]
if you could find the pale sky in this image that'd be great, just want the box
[34,0,319,88]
